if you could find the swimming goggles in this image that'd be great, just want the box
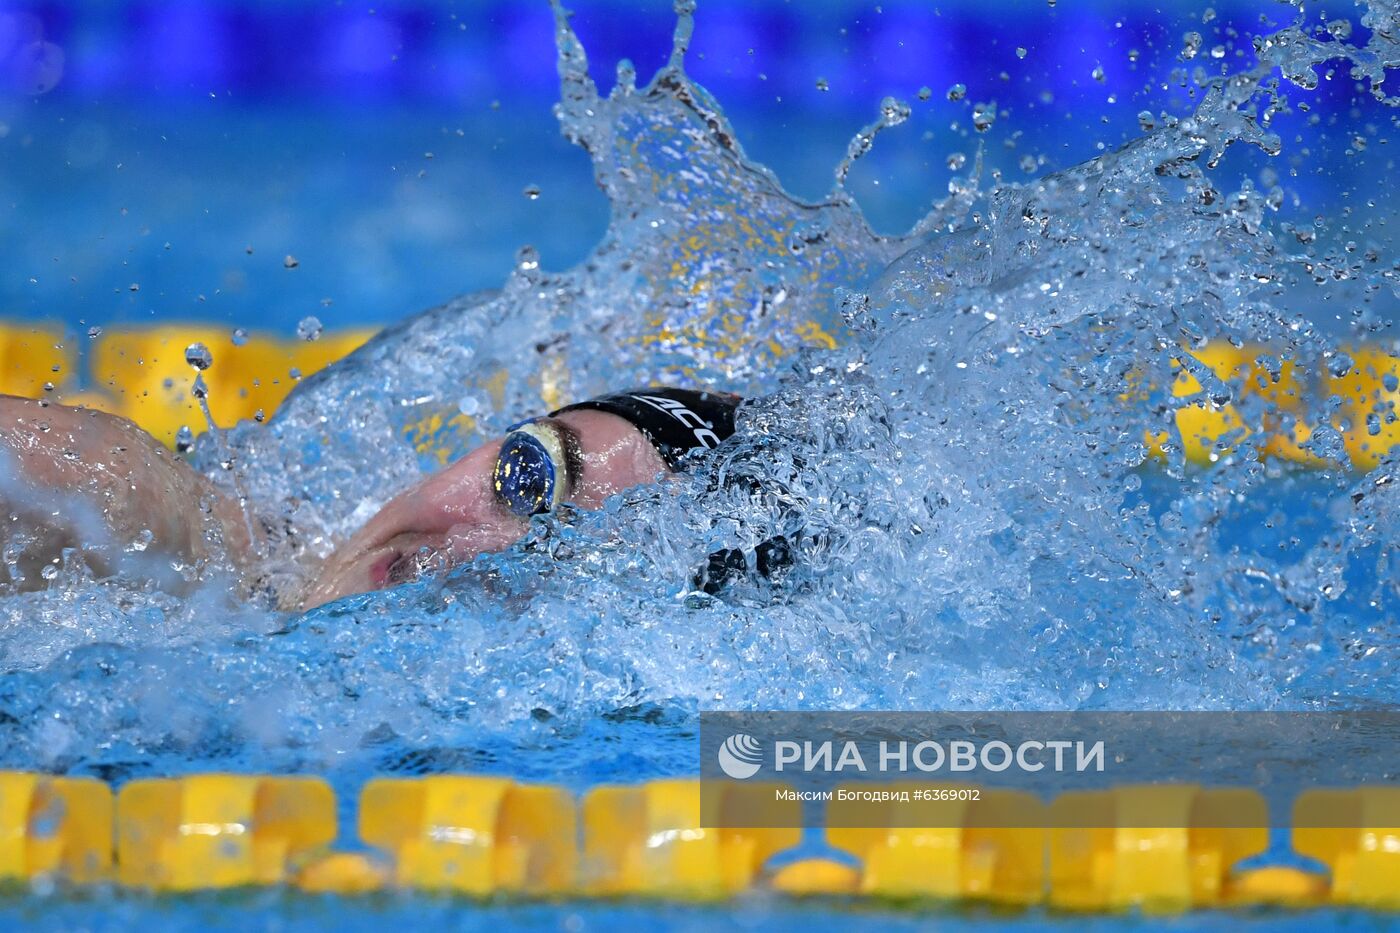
[493,387,742,517]
[493,421,574,517]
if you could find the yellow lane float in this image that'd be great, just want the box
[580,779,800,898]
[359,775,576,896]
[0,324,71,397]
[1293,787,1400,909]
[0,772,112,884]
[1047,785,1268,912]
[1,322,1396,469]
[1146,342,1399,469]
[116,774,336,890]
[826,783,1045,904]
[85,325,376,446]
[0,771,1392,910]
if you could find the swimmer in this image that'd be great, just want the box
[0,387,741,609]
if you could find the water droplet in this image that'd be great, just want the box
[815,77,829,92]
[1326,19,1352,40]
[971,102,996,132]
[616,58,637,91]
[917,86,932,101]
[947,83,967,101]
[1091,64,1106,82]
[879,96,911,127]
[946,152,967,170]
[1020,154,1038,174]
[175,425,194,451]
[41,564,58,581]
[1016,47,1027,59]
[86,326,102,339]
[184,342,213,371]
[283,255,300,269]
[253,408,266,423]
[1138,110,1157,131]
[296,316,323,342]
[231,328,249,346]
[523,184,541,200]
[1181,31,1202,60]
[128,283,140,292]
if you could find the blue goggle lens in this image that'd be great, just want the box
[493,430,557,517]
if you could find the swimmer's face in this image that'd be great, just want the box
[302,408,668,609]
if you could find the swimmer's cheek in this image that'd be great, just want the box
[301,516,528,609]
[300,547,391,609]
[438,519,528,564]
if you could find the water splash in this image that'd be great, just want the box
[833,96,912,192]
[0,0,1397,784]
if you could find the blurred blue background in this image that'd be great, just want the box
[0,0,1387,338]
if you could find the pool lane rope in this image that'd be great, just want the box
[2,323,1397,470]
[0,771,1396,910]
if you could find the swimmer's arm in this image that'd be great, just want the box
[0,395,250,589]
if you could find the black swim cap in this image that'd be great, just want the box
[553,387,740,471]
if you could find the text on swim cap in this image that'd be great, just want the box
[634,394,722,448]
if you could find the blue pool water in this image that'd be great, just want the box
[4,1,1388,338]
[2,896,1396,932]
[1,0,1399,929]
